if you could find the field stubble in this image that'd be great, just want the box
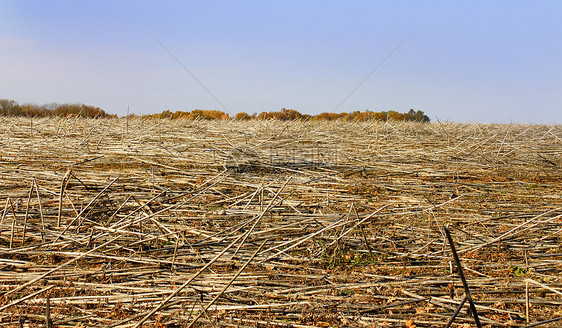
[0,117,561,327]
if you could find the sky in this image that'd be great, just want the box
[1,1,561,123]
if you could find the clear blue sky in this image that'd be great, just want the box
[1,1,561,123]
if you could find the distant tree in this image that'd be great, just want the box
[235,112,252,120]
[404,109,430,122]
[159,110,173,119]
[387,111,405,121]
[413,109,430,122]
[404,109,415,121]
[0,99,17,115]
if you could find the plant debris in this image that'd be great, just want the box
[0,117,560,327]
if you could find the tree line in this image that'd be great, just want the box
[144,108,430,122]
[1,99,429,122]
[0,99,116,118]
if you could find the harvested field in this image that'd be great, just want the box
[0,117,561,327]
